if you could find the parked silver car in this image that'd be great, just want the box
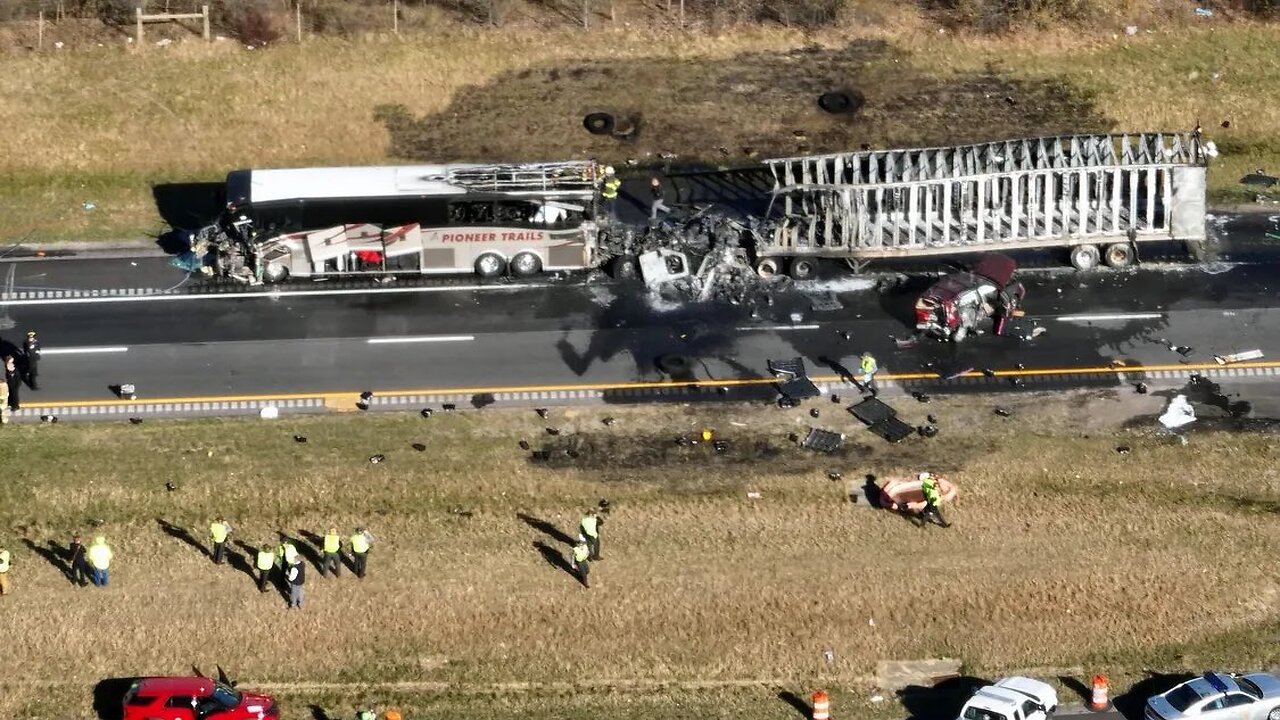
[1147,673,1280,720]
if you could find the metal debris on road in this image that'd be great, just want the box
[293,435,307,443]
[849,397,914,443]
[357,391,373,410]
[1116,446,1132,454]
[912,392,931,403]
[1214,349,1264,365]
[1160,339,1195,356]
[1135,382,1148,394]
[420,408,433,418]
[411,443,426,452]
[769,356,821,406]
[799,427,845,453]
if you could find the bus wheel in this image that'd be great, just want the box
[475,253,507,278]
[1069,244,1101,271]
[1104,242,1135,268]
[789,257,818,280]
[609,254,639,280]
[509,252,542,278]
[262,261,289,284]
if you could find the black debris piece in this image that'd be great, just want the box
[769,357,821,404]
[411,443,427,452]
[602,417,616,426]
[1135,382,1148,394]
[545,427,561,436]
[837,330,851,341]
[1241,172,1279,188]
[294,435,307,443]
[420,408,433,418]
[535,408,549,419]
[787,432,800,443]
[912,391,931,403]
[518,440,531,450]
[712,440,729,454]
[919,425,939,438]
[827,470,842,481]
[927,414,938,424]
[778,396,801,409]
[129,417,143,424]
[868,417,914,443]
[357,391,373,410]
[810,408,821,418]
[994,407,1012,417]
[1015,363,1026,370]
[442,403,456,411]
[40,415,58,424]
[471,393,495,409]
[165,482,177,492]
[1009,377,1025,388]
[831,394,841,404]
[566,449,580,458]
[800,428,845,453]
[981,368,997,377]
[848,397,897,424]
[1116,446,1132,455]
[369,454,386,464]
[531,450,550,461]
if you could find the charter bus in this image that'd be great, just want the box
[210,161,604,283]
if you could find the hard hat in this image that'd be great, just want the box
[603,166,615,176]
[27,330,36,337]
[650,177,661,186]
[918,472,932,482]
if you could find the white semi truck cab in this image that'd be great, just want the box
[959,677,1059,720]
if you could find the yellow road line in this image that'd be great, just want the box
[19,360,1278,410]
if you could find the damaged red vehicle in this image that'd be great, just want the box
[914,253,1025,342]
[123,676,278,720]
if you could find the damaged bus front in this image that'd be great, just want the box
[185,161,607,284]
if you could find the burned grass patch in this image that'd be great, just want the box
[528,430,871,474]
[378,40,1112,165]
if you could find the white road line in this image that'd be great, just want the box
[366,335,475,345]
[0,282,549,306]
[734,324,822,331]
[1055,313,1164,323]
[40,346,129,355]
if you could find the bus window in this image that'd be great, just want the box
[447,201,496,225]
[496,200,536,224]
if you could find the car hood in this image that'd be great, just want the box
[923,274,980,303]
[995,677,1058,708]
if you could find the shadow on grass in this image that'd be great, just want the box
[281,531,323,571]
[157,519,210,559]
[152,181,224,231]
[21,538,73,581]
[1058,675,1091,704]
[777,690,811,718]
[232,540,268,585]
[899,676,992,720]
[518,512,576,545]
[532,539,577,582]
[1114,673,1195,720]
[308,706,333,720]
[93,676,140,720]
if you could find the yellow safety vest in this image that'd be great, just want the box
[602,177,621,200]
[88,542,113,570]
[350,533,370,554]
[580,515,598,538]
[255,550,275,571]
[860,356,877,374]
[572,544,590,563]
[323,534,340,553]
[922,478,941,504]
[0,549,10,573]
[210,522,230,543]
[276,543,298,565]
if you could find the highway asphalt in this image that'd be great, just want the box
[0,211,1277,414]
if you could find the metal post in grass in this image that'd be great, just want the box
[679,0,684,27]
[202,5,210,41]
[581,0,589,29]
[295,1,302,42]
[135,6,143,45]
[393,0,399,34]
[37,10,44,50]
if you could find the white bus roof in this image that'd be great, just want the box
[246,165,469,203]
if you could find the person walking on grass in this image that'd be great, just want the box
[579,508,603,561]
[69,533,91,586]
[255,544,275,593]
[209,517,232,565]
[349,526,373,579]
[87,535,113,587]
[0,543,11,596]
[276,533,299,568]
[286,557,305,609]
[322,527,341,577]
[917,472,951,528]
[571,540,591,589]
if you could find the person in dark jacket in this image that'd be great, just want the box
[286,558,305,609]
[4,355,19,411]
[68,533,91,586]
[23,331,40,390]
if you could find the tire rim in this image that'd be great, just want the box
[514,254,539,275]
[478,256,502,276]
[1106,245,1131,266]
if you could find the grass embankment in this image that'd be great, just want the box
[0,17,1275,244]
[0,391,1277,719]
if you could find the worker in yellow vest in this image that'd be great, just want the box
[571,540,591,589]
[322,528,342,577]
[209,517,233,565]
[350,527,373,579]
[0,543,11,595]
[275,533,299,567]
[579,509,602,561]
[859,351,879,397]
[918,472,951,528]
[255,544,275,593]
[601,166,621,220]
[87,535,113,587]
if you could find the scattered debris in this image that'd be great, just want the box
[82,201,96,211]
[518,440,531,450]
[871,696,885,704]
[369,454,386,464]
[259,406,279,420]
[535,408,549,419]
[545,427,561,436]
[827,470,842,481]
[1159,394,1197,430]
[918,424,939,438]
[1116,446,1131,455]
[981,368,996,377]
[114,383,138,400]
[830,394,841,404]
[293,435,307,443]
[357,391,373,410]
[1215,349,1264,365]
[894,335,920,350]
[769,357,821,406]
[926,414,938,424]
[40,415,58,424]
[747,491,763,499]
[442,403,456,412]
[602,416,616,426]
[1009,377,1025,388]
[1124,25,1138,35]
[1195,7,1213,17]
[165,482,177,492]
[129,417,144,424]
[411,442,426,452]
[809,408,821,418]
[420,408,433,418]
[1241,172,1279,188]
[1160,339,1194,356]
[799,428,845,453]
[1022,326,1047,340]
[712,439,729,454]
[994,407,1012,417]
[848,397,914,443]
[1135,382,1148,394]
[912,391,931,403]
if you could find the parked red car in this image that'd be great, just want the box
[914,253,1025,342]
[123,676,277,720]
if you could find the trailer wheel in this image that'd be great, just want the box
[1103,242,1135,268]
[509,252,542,278]
[609,254,639,280]
[474,253,507,278]
[756,257,782,278]
[583,112,615,136]
[1069,244,1101,271]
[789,257,818,280]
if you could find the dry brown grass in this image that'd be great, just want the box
[0,6,1277,242]
[0,390,1278,718]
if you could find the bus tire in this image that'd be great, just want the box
[509,252,542,278]
[583,113,615,136]
[789,257,818,280]
[1069,244,1101,271]
[756,257,782,278]
[262,261,289,284]
[475,253,507,278]
[1103,242,1135,268]
[609,254,639,280]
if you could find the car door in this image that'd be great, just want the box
[1219,692,1256,720]
[1023,698,1047,720]
[162,694,197,720]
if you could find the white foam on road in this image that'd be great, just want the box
[734,324,821,331]
[40,346,130,355]
[365,335,475,344]
[1056,313,1163,323]
[0,282,550,306]
[794,277,878,293]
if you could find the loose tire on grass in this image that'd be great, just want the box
[818,92,852,114]
[583,112,615,136]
